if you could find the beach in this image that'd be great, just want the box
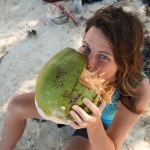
[0,0,150,149]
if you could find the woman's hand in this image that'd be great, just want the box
[68,98,106,129]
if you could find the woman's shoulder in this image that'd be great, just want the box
[134,78,150,111]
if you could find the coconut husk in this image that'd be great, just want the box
[79,67,115,104]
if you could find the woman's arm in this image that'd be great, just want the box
[68,99,116,149]
[68,78,150,150]
[106,78,150,149]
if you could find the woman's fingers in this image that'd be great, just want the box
[83,98,106,116]
[71,105,92,122]
[68,109,88,129]
[70,110,85,125]
[97,100,107,111]
[69,98,106,129]
[67,120,86,129]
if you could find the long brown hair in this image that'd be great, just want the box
[85,5,144,114]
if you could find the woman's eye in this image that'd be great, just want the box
[100,54,108,60]
[80,46,90,55]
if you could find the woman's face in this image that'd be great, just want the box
[80,27,118,84]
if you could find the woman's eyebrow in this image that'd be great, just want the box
[82,41,91,49]
[98,51,113,56]
[83,41,112,56]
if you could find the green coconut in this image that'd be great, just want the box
[35,47,99,125]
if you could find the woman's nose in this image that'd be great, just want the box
[86,59,98,72]
[86,66,97,72]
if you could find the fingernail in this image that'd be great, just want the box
[70,110,74,115]
[83,98,88,103]
[72,105,77,109]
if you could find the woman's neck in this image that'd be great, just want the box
[108,80,117,88]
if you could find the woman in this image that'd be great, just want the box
[1,5,150,150]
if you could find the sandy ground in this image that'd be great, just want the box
[0,0,150,149]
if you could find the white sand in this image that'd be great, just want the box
[0,0,150,149]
